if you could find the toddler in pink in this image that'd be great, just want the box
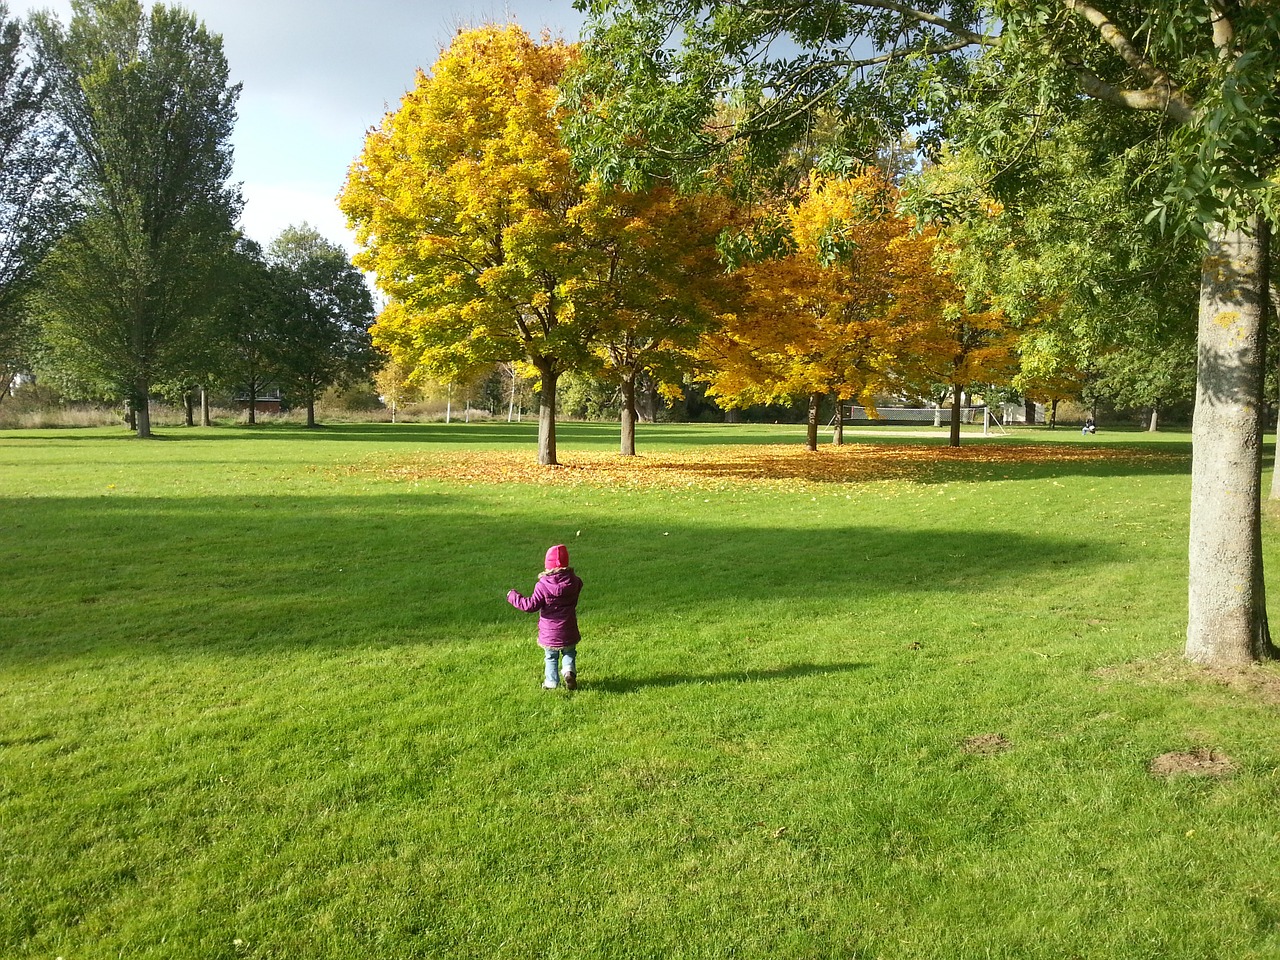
[507,544,584,689]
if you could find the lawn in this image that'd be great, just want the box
[2,420,1279,959]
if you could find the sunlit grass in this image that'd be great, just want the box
[2,421,1278,959]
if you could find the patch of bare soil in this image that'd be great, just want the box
[1149,748,1237,779]
[961,733,1011,755]
[1098,652,1280,707]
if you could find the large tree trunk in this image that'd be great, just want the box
[620,373,637,456]
[536,362,559,465]
[184,391,195,427]
[306,396,317,428]
[247,380,258,425]
[1148,406,1159,432]
[1049,398,1059,429]
[1186,217,1275,665]
[200,386,211,427]
[949,383,962,448]
[1025,399,1036,425]
[832,393,844,446]
[805,392,821,451]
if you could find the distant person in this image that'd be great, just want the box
[507,544,583,690]
[1082,417,1097,435]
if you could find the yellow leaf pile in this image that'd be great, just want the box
[354,443,1180,493]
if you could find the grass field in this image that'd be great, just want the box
[3,420,1280,959]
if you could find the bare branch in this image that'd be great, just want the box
[854,0,997,47]
[1076,68,1194,124]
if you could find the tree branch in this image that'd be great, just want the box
[1062,0,1194,122]
[1076,68,1193,124]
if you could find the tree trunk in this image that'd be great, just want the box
[1025,399,1036,425]
[1268,250,1280,500]
[1148,406,1159,432]
[184,391,195,427]
[949,384,962,447]
[724,408,740,424]
[134,384,151,438]
[536,362,559,465]
[832,393,844,446]
[620,373,637,456]
[200,386,211,427]
[805,392,820,451]
[306,396,316,428]
[247,380,257,425]
[1186,216,1275,665]
[638,376,658,423]
[1050,398,1059,429]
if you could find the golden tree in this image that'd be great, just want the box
[702,170,945,450]
[341,25,591,465]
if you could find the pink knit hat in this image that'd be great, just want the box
[545,544,570,570]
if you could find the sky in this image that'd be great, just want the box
[13,0,589,253]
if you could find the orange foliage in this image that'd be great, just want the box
[351,443,1178,493]
[701,170,946,410]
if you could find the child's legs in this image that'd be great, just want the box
[562,646,577,676]
[543,647,560,686]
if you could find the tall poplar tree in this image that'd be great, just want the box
[0,3,70,397]
[31,0,240,437]
[568,0,1280,666]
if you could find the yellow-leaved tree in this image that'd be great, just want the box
[340,25,591,465]
[701,170,945,450]
[578,182,740,454]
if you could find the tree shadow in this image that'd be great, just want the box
[0,491,1119,667]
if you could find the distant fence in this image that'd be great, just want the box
[843,406,980,424]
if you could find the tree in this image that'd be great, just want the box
[31,0,241,438]
[701,169,947,451]
[1094,338,1197,431]
[581,183,737,454]
[265,224,375,428]
[0,3,71,395]
[569,0,1279,665]
[341,25,595,465]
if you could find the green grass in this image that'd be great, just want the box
[2,421,1279,959]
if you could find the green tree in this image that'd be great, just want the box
[265,224,375,428]
[569,0,1279,666]
[0,3,71,397]
[31,0,240,437]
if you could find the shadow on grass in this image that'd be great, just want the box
[0,490,1124,667]
[583,660,869,694]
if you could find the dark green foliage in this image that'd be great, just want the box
[265,224,376,428]
[0,4,71,392]
[29,0,241,435]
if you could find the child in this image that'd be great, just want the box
[507,544,584,690]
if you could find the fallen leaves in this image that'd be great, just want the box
[351,442,1180,493]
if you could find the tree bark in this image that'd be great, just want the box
[620,373,637,456]
[184,391,195,427]
[806,392,821,451]
[832,393,844,446]
[1025,399,1036,425]
[949,383,962,447]
[200,386,211,427]
[306,396,317,428]
[1148,406,1159,432]
[536,361,559,465]
[247,380,257,426]
[134,381,151,438]
[1186,216,1275,665]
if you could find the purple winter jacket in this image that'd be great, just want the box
[507,569,583,649]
